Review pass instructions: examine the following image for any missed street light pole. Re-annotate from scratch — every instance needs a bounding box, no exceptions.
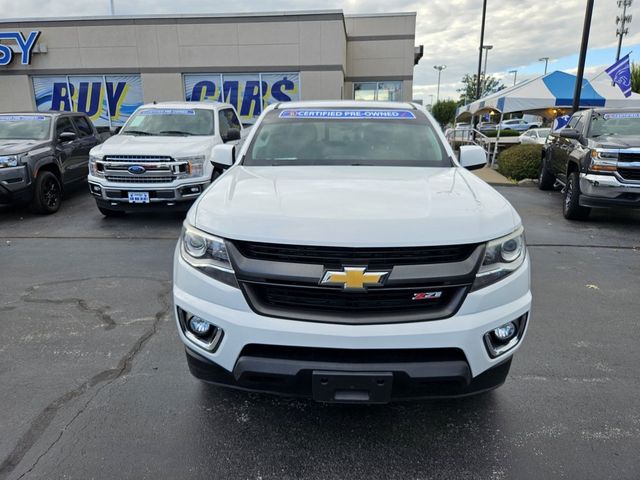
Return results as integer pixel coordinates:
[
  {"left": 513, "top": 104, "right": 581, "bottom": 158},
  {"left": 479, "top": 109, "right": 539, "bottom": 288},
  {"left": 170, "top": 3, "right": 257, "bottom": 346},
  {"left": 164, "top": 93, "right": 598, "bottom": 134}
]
[
  {"left": 482, "top": 45, "right": 493, "bottom": 77},
  {"left": 109, "top": 0, "right": 115, "bottom": 15},
  {"left": 539, "top": 57, "right": 549, "bottom": 75},
  {"left": 616, "top": 0, "right": 633, "bottom": 61},
  {"left": 434, "top": 65, "right": 446, "bottom": 103},
  {"left": 476, "top": 0, "right": 488, "bottom": 102},
  {"left": 573, "top": 0, "right": 595, "bottom": 113},
  {"left": 509, "top": 69, "right": 518, "bottom": 86}
]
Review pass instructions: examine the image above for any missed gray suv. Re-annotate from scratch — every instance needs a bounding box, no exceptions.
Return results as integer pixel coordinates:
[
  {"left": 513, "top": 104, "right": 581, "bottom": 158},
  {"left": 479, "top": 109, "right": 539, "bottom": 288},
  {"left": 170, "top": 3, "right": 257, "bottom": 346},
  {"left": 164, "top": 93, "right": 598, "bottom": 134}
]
[{"left": 0, "top": 112, "right": 101, "bottom": 214}]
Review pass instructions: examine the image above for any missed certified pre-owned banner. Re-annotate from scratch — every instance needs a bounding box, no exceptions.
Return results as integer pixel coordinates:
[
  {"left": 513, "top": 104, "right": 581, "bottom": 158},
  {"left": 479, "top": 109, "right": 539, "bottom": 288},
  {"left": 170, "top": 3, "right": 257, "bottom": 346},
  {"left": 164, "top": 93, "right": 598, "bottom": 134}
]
[
  {"left": 32, "top": 75, "right": 143, "bottom": 128},
  {"left": 184, "top": 73, "right": 300, "bottom": 123}
]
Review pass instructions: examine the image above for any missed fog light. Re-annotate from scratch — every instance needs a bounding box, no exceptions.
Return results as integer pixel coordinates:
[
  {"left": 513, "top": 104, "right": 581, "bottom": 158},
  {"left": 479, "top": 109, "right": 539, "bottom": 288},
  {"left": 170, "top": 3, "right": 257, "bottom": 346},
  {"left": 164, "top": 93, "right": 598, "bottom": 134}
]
[
  {"left": 493, "top": 322, "right": 516, "bottom": 342},
  {"left": 188, "top": 316, "right": 211, "bottom": 337}
]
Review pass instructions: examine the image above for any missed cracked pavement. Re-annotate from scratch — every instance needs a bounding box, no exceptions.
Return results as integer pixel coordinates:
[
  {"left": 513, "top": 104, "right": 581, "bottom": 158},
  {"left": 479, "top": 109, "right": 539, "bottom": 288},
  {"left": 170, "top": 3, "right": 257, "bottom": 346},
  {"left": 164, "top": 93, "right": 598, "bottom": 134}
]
[{"left": 1, "top": 185, "right": 639, "bottom": 480}]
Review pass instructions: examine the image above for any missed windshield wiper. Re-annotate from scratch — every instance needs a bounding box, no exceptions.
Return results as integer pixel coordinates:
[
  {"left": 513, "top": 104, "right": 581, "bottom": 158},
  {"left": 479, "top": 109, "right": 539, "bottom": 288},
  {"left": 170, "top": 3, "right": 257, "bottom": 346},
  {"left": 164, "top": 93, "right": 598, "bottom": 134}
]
[
  {"left": 158, "top": 130, "right": 193, "bottom": 136},
  {"left": 122, "top": 130, "right": 152, "bottom": 136}
]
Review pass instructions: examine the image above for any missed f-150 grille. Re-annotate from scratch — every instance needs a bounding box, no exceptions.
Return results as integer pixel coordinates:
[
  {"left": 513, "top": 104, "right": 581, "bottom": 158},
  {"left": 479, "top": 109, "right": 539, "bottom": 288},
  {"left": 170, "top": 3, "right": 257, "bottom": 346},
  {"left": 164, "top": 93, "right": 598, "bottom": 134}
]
[
  {"left": 105, "top": 175, "right": 175, "bottom": 183},
  {"left": 618, "top": 168, "right": 640, "bottom": 181},
  {"left": 232, "top": 241, "right": 478, "bottom": 266}
]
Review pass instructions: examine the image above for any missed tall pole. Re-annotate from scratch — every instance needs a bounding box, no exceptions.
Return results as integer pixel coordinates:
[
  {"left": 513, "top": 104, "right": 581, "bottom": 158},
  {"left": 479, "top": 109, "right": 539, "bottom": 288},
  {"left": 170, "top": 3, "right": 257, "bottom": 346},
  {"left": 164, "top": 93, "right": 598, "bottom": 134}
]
[
  {"left": 573, "top": 0, "right": 595, "bottom": 113},
  {"left": 476, "top": 0, "right": 488, "bottom": 102},
  {"left": 434, "top": 65, "right": 446, "bottom": 103},
  {"left": 539, "top": 57, "right": 549, "bottom": 74},
  {"left": 616, "top": 0, "right": 633, "bottom": 61},
  {"left": 110, "top": 0, "right": 115, "bottom": 15}
]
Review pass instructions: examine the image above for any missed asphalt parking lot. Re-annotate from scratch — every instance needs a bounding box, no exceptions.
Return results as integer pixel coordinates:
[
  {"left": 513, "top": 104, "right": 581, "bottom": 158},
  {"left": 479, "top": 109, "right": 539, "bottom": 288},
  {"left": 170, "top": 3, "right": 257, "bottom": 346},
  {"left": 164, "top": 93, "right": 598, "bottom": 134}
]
[{"left": 1, "top": 184, "right": 639, "bottom": 480}]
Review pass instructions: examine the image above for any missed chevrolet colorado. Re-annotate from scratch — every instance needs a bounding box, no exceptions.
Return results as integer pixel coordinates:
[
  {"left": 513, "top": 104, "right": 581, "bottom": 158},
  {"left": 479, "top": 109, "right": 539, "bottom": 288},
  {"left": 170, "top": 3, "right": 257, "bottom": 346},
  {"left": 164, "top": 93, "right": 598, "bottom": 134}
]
[{"left": 173, "top": 101, "right": 532, "bottom": 403}]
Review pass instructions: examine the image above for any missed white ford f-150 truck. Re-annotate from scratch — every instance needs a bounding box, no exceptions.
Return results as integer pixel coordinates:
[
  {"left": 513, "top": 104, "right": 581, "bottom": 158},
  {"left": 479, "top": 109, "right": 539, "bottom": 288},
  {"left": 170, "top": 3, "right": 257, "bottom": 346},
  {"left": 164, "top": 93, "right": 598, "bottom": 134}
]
[
  {"left": 88, "top": 101, "right": 245, "bottom": 216},
  {"left": 173, "top": 101, "right": 532, "bottom": 403}
]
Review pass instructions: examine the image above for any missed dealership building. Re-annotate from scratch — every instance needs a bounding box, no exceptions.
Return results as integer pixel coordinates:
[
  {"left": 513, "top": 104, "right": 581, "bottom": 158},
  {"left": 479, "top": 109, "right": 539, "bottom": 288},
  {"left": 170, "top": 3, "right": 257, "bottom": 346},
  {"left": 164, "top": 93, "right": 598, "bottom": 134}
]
[{"left": 0, "top": 10, "right": 422, "bottom": 128}]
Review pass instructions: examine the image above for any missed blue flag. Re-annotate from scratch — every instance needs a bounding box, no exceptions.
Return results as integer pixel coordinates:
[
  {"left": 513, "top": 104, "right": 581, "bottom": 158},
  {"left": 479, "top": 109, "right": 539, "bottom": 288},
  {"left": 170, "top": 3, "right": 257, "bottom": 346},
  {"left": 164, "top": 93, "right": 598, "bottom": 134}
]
[{"left": 605, "top": 54, "right": 632, "bottom": 98}]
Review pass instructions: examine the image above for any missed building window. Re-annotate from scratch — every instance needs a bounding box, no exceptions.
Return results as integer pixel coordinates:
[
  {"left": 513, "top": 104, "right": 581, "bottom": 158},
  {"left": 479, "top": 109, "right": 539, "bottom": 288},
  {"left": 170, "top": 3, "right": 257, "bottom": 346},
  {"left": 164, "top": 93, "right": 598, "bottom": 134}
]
[{"left": 354, "top": 81, "right": 403, "bottom": 101}]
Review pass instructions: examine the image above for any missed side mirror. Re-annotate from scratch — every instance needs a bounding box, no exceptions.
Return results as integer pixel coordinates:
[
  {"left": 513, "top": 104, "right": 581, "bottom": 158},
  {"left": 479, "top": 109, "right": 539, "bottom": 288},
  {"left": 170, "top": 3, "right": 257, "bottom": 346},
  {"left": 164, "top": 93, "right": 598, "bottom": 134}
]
[
  {"left": 558, "top": 128, "right": 581, "bottom": 140},
  {"left": 222, "top": 128, "right": 241, "bottom": 143},
  {"left": 58, "top": 131, "right": 77, "bottom": 143},
  {"left": 459, "top": 145, "right": 487, "bottom": 170},
  {"left": 211, "top": 144, "right": 236, "bottom": 167}
]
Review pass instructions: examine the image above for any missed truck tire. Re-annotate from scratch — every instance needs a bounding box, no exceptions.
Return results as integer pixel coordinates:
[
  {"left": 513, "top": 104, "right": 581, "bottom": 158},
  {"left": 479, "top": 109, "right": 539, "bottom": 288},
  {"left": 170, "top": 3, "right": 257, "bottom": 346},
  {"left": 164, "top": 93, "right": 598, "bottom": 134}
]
[
  {"left": 30, "top": 171, "right": 62, "bottom": 214},
  {"left": 563, "top": 171, "right": 590, "bottom": 220},
  {"left": 98, "top": 206, "right": 126, "bottom": 217},
  {"left": 538, "top": 156, "right": 555, "bottom": 191}
]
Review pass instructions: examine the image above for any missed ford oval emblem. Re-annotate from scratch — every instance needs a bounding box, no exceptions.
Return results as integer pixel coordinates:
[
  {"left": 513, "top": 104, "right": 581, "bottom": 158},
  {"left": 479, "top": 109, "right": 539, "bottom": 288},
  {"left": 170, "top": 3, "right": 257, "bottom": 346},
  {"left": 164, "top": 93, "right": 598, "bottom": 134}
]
[{"left": 128, "top": 165, "right": 146, "bottom": 174}]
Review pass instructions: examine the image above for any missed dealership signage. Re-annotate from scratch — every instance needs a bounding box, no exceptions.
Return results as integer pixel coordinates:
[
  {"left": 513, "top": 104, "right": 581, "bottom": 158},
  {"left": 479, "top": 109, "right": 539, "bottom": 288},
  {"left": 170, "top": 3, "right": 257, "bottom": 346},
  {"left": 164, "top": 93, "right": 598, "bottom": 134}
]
[
  {"left": 184, "top": 73, "right": 300, "bottom": 123},
  {"left": 0, "top": 31, "right": 41, "bottom": 66},
  {"left": 33, "top": 75, "right": 144, "bottom": 128}
]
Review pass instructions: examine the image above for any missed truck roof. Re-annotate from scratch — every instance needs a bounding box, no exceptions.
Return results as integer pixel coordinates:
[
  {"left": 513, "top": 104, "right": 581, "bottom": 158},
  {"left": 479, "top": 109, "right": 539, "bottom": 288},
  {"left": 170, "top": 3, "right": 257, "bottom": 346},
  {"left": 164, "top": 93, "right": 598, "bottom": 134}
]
[{"left": 136, "top": 101, "right": 233, "bottom": 111}]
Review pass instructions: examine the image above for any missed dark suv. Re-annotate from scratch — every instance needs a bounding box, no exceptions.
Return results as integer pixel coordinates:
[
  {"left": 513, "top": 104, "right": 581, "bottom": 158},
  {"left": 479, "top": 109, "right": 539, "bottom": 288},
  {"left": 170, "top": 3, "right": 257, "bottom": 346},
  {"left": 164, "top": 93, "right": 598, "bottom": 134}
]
[
  {"left": 0, "top": 112, "right": 100, "bottom": 214},
  {"left": 539, "top": 108, "right": 640, "bottom": 219}
]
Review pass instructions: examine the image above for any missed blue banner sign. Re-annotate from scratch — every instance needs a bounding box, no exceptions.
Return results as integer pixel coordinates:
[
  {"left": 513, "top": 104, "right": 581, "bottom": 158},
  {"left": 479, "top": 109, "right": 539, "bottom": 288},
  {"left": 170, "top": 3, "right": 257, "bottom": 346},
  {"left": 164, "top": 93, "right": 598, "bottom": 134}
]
[
  {"left": 279, "top": 109, "right": 416, "bottom": 119},
  {"left": 139, "top": 109, "right": 195, "bottom": 116},
  {"left": 603, "top": 112, "right": 640, "bottom": 119},
  {"left": 184, "top": 73, "right": 300, "bottom": 123},
  {"left": 33, "top": 75, "right": 143, "bottom": 128},
  {"left": 0, "top": 115, "right": 47, "bottom": 121},
  {"left": 0, "top": 31, "right": 40, "bottom": 66}
]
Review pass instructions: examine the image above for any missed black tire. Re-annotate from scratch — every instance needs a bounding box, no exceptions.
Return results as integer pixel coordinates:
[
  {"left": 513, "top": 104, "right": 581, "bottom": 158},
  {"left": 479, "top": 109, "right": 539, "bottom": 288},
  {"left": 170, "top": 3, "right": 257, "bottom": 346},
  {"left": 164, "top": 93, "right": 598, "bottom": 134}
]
[
  {"left": 98, "top": 206, "right": 126, "bottom": 217},
  {"left": 538, "top": 155, "right": 555, "bottom": 191},
  {"left": 30, "top": 171, "right": 62, "bottom": 214},
  {"left": 563, "top": 171, "right": 591, "bottom": 220}
]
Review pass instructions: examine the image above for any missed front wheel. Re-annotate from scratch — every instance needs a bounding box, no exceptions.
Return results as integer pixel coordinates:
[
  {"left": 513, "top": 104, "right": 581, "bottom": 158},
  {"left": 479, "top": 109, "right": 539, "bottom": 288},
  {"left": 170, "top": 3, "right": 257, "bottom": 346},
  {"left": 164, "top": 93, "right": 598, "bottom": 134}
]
[
  {"left": 563, "top": 171, "right": 591, "bottom": 220},
  {"left": 30, "top": 171, "right": 62, "bottom": 214}
]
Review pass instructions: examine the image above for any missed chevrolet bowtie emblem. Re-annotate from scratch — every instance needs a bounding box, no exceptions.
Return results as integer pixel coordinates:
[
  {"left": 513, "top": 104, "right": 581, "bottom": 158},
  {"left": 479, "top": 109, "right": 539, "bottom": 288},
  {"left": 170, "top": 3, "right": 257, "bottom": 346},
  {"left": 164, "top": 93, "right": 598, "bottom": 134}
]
[{"left": 320, "top": 266, "right": 389, "bottom": 291}]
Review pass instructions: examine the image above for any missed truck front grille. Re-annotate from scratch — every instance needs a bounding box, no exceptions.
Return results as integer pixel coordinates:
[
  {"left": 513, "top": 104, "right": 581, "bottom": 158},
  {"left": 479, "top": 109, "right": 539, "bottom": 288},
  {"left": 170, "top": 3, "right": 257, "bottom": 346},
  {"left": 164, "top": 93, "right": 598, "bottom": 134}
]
[
  {"left": 618, "top": 168, "right": 640, "bottom": 181},
  {"left": 105, "top": 175, "right": 175, "bottom": 183}
]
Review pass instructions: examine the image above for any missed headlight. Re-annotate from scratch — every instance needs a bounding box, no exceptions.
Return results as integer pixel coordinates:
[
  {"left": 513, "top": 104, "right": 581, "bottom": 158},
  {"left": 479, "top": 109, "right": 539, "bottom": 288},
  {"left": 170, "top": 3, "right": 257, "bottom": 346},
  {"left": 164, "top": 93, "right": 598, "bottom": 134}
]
[
  {"left": 177, "top": 155, "right": 206, "bottom": 177},
  {"left": 589, "top": 149, "right": 617, "bottom": 173},
  {"left": 180, "top": 223, "right": 237, "bottom": 287},
  {"left": 0, "top": 155, "right": 19, "bottom": 168},
  {"left": 471, "top": 226, "right": 526, "bottom": 291},
  {"left": 89, "top": 154, "right": 103, "bottom": 176}
]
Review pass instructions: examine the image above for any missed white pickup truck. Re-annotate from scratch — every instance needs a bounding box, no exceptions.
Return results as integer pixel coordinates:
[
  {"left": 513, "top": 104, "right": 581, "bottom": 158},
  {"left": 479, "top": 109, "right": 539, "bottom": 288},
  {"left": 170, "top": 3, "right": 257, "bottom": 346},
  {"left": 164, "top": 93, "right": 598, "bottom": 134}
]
[
  {"left": 173, "top": 101, "right": 532, "bottom": 403},
  {"left": 88, "top": 101, "right": 245, "bottom": 216}
]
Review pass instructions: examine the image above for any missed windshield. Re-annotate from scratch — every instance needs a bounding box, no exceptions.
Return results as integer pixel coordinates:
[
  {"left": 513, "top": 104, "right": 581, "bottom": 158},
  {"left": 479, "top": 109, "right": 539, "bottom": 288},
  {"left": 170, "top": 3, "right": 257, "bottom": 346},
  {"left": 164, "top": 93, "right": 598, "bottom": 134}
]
[
  {"left": 121, "top": 108, "right": 214, "bottom": 136},
  {"left": 590, "top": 112, "right": 640, "bottom": 137},
  {"left": 244, "top": 108, "right": 451, "bottom": 167},
  {"left": 0, "top": 115, "right": 51, "bottom": 140},
  {"left": 537, "top": 128, "right": 551, "bottom": 137}
]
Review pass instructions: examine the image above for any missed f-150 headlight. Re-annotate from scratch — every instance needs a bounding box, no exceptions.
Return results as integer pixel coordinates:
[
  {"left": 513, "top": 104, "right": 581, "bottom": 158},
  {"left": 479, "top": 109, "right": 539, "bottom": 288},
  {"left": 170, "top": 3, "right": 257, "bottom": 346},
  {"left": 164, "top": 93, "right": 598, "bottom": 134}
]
[
  {"left": 177, "top": 155, "right": 206, "bottom": 177},
  {"left": 472, "top": 226, "right": 526, "bottom": 291},
  {"left": 180, "top": 223, "right": 237, "bottom": 287},
  {"left": 0, "top": 155, "right": 19, "bottom": 168},
  {"left": 589, "top": 149, "right": 617, "bottom": 173},
  {"left": 89, "top": 154, "right": 103, "bottom": 176}
]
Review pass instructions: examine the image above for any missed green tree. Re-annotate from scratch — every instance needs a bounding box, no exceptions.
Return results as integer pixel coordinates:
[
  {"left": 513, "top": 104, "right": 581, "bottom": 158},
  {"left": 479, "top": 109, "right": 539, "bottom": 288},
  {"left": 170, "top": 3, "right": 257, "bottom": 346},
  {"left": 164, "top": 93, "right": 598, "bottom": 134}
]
[
  {"left": 457, "top": 74, "right": 506, "bottom": 103},
  {"left": 431, "top": 99, "right": 458, "bottom": 127},
  {"left": 631, "top": 62, "right": 640, "bottom": 94}
]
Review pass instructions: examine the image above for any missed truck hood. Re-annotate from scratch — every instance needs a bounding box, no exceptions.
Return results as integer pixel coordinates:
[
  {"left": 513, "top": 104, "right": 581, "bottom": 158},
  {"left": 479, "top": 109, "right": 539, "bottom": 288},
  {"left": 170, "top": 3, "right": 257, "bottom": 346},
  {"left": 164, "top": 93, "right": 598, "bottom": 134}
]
[
  {"left": 91, "top": 134, "right": 215, "bottom": 157},
  {"left": 593, "top": 135, "right": 640, "bottom": 149},
  {"left": 191, "top": 166, "right": 520, "bottom": 247},
  {"left": 0, "top": 139, "right": 49, "bottom": 155}
]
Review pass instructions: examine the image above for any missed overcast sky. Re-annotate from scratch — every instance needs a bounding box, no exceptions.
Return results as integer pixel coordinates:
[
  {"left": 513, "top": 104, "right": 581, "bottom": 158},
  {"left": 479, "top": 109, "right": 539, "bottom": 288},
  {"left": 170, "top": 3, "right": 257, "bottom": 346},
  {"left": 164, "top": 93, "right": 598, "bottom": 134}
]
[{"left": 1, "top": 0, "right": 636, "bottom": 103}]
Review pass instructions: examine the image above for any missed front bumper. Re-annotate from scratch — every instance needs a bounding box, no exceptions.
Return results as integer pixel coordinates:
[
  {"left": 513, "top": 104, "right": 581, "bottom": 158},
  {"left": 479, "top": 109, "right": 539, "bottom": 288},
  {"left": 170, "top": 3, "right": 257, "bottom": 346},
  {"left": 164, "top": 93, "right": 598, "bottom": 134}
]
[
  {"left": 88, "top": 174, "right": 209, "bottom": 209},
  {"left": 0, "top": 165, "right": 32, "bottom": 205},
  {"left": 173, "top": 244, "right": 532, "bottom": 401},
  {"left": 579, "top": 173, "right": 640, "bottom": 208}
]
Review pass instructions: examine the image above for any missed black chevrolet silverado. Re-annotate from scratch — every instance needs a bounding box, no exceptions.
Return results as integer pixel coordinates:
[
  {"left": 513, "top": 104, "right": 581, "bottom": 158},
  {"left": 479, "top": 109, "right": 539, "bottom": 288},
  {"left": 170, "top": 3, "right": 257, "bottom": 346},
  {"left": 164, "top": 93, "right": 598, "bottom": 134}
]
[
  {"left": 539, "top": 108, "right": 640, "bottom": 219},
  {"left": 0, "top": 112, "right": 100, "bottom": 214}
]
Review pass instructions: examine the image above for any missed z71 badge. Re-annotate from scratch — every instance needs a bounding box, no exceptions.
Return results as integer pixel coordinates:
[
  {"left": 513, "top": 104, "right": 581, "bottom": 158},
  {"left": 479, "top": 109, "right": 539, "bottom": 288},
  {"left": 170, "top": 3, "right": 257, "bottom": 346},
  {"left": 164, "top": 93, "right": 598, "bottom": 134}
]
[{"left": 412, "top": 291, "right": 443, "bottom": 301}]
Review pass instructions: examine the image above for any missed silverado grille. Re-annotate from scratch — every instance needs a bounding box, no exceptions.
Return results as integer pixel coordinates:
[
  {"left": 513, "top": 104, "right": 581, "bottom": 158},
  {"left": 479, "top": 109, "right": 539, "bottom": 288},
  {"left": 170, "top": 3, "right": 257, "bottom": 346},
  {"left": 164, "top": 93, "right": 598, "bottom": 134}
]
[
  {"left": 618, "top": 168, "right": 640, "bottom": 181},
  {"left": 233, "top": 241, "right": 477, "bottom": 266}
]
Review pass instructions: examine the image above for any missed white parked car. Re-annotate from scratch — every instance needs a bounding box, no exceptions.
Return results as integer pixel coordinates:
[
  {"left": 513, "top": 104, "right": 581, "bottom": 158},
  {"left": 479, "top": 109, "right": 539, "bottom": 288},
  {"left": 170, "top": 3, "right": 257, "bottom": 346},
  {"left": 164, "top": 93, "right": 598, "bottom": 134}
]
[
  {"left": 88, "top": 101, "right": 247, "bottom": 216},
  {"left": 519, "top": 128, "right": 551, "bottom": 145},
  {"left": 173, "top": 101, "right": 531, "bottom": 403},
  {"left": 499, "top": 118, "right": 541, "bottom": 132}
]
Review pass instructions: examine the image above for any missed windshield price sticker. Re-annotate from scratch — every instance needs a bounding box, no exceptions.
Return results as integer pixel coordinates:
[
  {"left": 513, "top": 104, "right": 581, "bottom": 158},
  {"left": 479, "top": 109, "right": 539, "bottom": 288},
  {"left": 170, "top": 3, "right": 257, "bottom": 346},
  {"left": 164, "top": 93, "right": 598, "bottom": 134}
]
[
  {"left": 0, "top": 115, "right": 47, "bottom": 121},
  {"left": 279, "top": 109, "right": 416, "bottom": 119},
  {"left": 139, "top": 109, "right": 196, "bottom": 116},
  {"left": 603, "top": 113, "right": 640, "bottom": 119}
]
